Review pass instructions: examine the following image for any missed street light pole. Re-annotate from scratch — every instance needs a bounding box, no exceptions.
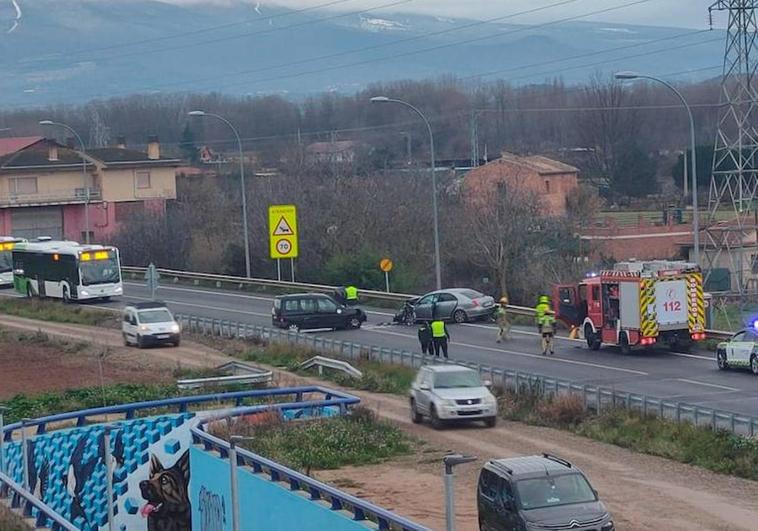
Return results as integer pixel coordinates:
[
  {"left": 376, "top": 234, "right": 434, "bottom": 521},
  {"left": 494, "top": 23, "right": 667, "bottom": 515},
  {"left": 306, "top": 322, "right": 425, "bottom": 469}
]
[
  {"left": 442, "top": 454, "right": 477, "bottom": 531},
  {"left": 189, "top": 111, "right": 252, "bottom": 278},
  {"left": 0, "top": 405, "right": 7, "bottom": 476},
  {"left": 228, "top": 434, "right": 254, "bottom": 531},
  {"left": 39, "top": 120, "right": 90, "bottom": 244},
  {"left": 615, "top": 72, "right": 700, "bottom": 265},
  {"left": 371, "top": 96, "right": 442, "bottom": 290}
]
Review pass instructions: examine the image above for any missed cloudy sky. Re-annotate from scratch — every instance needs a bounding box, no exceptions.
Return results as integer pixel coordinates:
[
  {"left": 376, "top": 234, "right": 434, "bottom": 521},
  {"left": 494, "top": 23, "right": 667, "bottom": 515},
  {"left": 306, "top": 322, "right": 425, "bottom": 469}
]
[{"left": 162, "top": 0, "right": 720, "bottom": 29}]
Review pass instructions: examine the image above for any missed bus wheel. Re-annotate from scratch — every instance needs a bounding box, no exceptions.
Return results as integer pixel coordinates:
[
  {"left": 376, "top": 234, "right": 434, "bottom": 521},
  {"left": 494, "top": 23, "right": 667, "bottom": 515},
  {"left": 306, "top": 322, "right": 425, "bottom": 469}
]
[
  {"left": 26, "top": 284, "right": 34, "bottom": 298},
  {"left": 62, "top": 287, "right": 71, "bottom": 304}
]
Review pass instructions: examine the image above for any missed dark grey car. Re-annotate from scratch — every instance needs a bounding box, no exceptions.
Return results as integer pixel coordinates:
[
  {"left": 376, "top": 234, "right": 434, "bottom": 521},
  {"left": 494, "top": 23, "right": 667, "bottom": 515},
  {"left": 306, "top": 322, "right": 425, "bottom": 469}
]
[
  {"left": 477, "top": 455, "right": 614, "bottom": 531},
  {"left": 412, "top": 288, "right": 495, "bottom": 323}
]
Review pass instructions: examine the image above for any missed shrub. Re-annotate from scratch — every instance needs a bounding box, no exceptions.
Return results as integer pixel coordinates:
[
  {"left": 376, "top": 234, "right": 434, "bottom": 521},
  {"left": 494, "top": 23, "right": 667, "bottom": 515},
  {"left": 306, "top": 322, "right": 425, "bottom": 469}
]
[{"left": 533, "top": 394, "right": 587, "bottom": 428}]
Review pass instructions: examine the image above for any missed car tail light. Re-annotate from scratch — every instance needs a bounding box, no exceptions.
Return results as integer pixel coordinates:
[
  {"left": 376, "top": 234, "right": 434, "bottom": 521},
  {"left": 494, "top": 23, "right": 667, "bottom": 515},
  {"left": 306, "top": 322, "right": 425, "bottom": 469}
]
[
  {"left": 471, "top": 300, "right": 480, "bottom": 307},
  {"left": 691, "top": 332, "right": 706, "bottom": 341},
  {"left": 640, "top": 337, "right": 656, "bottom": 346}
]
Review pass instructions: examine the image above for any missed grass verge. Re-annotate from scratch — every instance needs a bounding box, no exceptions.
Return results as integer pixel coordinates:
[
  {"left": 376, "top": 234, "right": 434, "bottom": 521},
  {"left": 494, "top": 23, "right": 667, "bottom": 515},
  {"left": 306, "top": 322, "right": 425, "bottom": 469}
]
[
  {"left": 498, "top": 388, "right": 758, "bottom": 481},
  {"left": 0, "top": 297, "right": 116, "bottom": 327},
  {"left": 218, "top": 407, "right": 412, "bottom": 473},
  {"left": 236, "top": 341, "right": 416, "bottom": 395}
]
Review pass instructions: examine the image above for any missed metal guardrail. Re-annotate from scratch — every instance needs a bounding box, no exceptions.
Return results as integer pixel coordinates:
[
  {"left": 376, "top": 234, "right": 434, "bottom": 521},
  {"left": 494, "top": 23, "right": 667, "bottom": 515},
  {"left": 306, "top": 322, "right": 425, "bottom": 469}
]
[
  {"left": 176, "top": 371, "right": 273, "bottom": 390},
  {"left": 175, "top": 313, "right": 758, "bottom": 438},
  {"left": 0, "top": 471, "right": 78, "bottom": 530},
  {"left": 300, "top": 356, "right": 363, "bottom": 379},
  {"left": 191, "top": 419, "right": 429, "bottom": 531}
]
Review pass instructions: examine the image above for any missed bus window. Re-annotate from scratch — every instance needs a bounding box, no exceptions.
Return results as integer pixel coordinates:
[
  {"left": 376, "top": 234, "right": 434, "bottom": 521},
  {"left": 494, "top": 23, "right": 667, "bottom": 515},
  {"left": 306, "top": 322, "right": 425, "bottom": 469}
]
[{"left": 80, "top": 254, "right": 121, "bottom": 286}]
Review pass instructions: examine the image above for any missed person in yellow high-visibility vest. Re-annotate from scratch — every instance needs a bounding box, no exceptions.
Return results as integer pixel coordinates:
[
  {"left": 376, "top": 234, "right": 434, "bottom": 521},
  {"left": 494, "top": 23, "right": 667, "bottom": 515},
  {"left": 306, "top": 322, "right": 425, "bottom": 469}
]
[
  {"left": 431, "top": 319, "right": 450, "bottom": 358},
  {"left": 344, "top": 285, "right": 359, "bottom": 306}
]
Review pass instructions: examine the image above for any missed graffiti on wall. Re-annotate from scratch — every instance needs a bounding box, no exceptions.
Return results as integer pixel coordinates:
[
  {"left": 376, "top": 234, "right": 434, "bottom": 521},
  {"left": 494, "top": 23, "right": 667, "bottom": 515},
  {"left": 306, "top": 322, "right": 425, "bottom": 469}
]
[{"left": 2, "top": 413, "right": 195, "bottom": 531}]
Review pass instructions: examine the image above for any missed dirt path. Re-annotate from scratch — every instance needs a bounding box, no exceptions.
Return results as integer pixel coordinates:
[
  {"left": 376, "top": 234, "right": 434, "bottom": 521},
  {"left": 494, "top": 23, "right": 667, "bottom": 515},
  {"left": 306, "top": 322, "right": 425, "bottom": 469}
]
[{"left": 3, "top": 314, "right": 758, "bottom": 531}]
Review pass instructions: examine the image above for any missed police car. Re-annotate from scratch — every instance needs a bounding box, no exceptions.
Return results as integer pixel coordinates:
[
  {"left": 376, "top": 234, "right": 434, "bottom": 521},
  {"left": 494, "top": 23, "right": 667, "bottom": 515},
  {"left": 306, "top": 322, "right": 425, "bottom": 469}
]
[{"left": 716, "top": 327, "right": 758, "bottom": 374}]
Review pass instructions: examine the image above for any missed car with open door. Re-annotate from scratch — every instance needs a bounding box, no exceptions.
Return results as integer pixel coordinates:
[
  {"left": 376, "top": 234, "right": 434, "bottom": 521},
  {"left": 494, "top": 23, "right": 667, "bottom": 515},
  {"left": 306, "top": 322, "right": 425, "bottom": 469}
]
[
  {"left": 272, "top": 293, "right": 366, "bottom": 331},
  {"left": 408, "top": 288, "right": 495, "bottom": 324},
  {"left": 716, "top": 328, "right": 758, "bottom": 374}
]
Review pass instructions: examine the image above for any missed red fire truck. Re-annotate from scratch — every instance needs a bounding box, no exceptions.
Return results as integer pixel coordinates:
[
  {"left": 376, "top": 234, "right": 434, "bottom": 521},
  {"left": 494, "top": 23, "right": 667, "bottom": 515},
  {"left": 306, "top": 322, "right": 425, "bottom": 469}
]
[{"left": 553, "top": 260, "right": 706, "bottom": 354}]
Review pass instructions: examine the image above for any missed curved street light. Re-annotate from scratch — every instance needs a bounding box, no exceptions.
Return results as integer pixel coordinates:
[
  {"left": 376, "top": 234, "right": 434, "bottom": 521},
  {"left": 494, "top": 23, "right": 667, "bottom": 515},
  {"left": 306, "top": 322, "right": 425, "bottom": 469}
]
[
  {"left": 188, "top": 111, "right": 252, "bottom": 278},
  {"left": 370, "top": 96, "right": 442, "bottom": 289},
  {"left": 39, "top": 120, "right": 91, "bottom": 243},
  {"left": 614, "top": 71, "right": 700, "bottom": 266}
]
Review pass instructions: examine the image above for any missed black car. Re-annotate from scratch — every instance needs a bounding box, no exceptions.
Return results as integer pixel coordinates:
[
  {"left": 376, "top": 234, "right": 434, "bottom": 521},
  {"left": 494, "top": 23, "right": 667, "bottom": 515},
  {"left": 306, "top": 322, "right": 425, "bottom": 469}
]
[
  {"left": 272, "top": 293, "right": 367, "bottom": 331},
  {"left": 478, "top": 454, "right": 614, "bottom": 531}
]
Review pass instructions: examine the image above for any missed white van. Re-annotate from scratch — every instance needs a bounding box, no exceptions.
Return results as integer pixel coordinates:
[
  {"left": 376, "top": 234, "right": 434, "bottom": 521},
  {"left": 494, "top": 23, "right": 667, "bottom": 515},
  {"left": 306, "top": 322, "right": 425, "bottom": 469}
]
[{"left": 122, "top": 302, "right": 181, "bottom": 348}]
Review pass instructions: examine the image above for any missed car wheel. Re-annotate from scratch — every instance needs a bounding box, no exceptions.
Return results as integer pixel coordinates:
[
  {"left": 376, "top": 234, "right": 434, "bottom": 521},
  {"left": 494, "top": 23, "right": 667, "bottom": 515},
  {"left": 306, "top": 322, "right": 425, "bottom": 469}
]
[
  {"left": 484, "top": 416, "right": 497, "bottom": 428},
  {"left": 585, "top": 324, "right": 600, "bottom": 351},
  {"left": 410, "top": 399, "right": 423, "bottom": 424},
  {"left": 717, "top": 350, "right": 728, "bottom": 370},
  {"left": 619, "top": 333, "right": 631, "bottom": 355},
  {"left": 173, "top": 338, "right": 181, "bottom": 348},
  {"left": 348, "top": 317, "right": 362, "bottom": 329},
  {"left": 429, "top": 404, "right": 443, "bottom": 430},
  {"left": 751, "top": 355, "right": 758, "bottom": 376},
  {"left": 453, "top": 309, "right": 467, "bottom": 324}
]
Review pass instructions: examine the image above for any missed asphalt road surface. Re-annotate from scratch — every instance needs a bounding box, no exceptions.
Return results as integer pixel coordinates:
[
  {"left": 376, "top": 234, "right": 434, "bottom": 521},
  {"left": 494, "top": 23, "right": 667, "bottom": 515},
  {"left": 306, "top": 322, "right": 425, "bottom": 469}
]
[{"left": 5, "top": 281, "right": 758, "bottom": 418}]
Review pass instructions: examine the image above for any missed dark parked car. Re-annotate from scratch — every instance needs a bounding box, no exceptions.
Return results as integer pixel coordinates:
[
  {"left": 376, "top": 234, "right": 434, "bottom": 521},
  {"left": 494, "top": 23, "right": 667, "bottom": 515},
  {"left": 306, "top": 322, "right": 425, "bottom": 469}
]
[
  {"left": 478, "top": 454, "right": 614, "bottom": 531},
  {"left": 272, "top": 293, "right": 367, "bottom": 331}
]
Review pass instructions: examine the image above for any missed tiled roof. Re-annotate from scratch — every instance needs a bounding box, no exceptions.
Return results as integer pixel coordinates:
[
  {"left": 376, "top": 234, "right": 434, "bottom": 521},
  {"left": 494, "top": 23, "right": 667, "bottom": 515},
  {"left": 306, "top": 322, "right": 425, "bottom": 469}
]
[
  {"left": 0, "top": 136, "right": 45, "bottom": 157},
  {"left": 499, "top": 153, "right": 579, "bottom": 175},
  {"left": 0, "top": 145, "right": 90, "bottom": 169},
  {"left": 87, "top": 147, "right": 180, "bottom": 164}
]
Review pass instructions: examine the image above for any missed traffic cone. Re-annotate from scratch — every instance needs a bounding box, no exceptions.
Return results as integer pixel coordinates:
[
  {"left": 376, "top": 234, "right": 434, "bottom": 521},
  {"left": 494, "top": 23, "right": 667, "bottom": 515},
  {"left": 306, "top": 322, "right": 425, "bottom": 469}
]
[{"left": 569, "top": 326, "right": 579, "bottom": 340}]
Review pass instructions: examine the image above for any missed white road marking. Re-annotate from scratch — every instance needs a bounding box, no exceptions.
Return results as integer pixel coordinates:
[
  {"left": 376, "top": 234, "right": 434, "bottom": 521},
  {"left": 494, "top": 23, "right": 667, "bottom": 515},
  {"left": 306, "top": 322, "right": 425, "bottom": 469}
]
[
  {"left": 124, "top": 294, "right": 271, "bottom": 318},
  {"left": 124, "top": 281, "right": 276, "bottom": 304},
  {"left": 675, "top": 378, "right": 740, "bottom": 392},
  {"left": 363, "top": 327, "right": 649, "bottom": 375}
]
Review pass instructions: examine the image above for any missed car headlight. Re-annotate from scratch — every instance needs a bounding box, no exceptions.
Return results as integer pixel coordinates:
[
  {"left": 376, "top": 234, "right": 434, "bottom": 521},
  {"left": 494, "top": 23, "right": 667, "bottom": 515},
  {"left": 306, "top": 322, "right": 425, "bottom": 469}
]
[
  {"left": 440, "top": 399, "right": 457, "bottom": 407},
  {"left": 483, "top": 394, "right": 497, "bottom": 404},
  {"left": 139, "top": 325, "right": 150, "bottom": 332},
  {"left": 170, "top": 323, "right": 180, "bottom": 333},
  {"left": 601, "top": 521, "right": 615, "bottom": 531},
  {"left": 114, "top": 286, "right": 123, "bottom": 294}
]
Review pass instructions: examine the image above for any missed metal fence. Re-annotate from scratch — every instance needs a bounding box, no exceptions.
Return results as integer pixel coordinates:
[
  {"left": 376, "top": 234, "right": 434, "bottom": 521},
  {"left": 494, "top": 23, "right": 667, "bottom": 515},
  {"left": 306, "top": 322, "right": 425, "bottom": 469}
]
[{"left": 176, "top": 313, "right": 758, "bottom": 438}]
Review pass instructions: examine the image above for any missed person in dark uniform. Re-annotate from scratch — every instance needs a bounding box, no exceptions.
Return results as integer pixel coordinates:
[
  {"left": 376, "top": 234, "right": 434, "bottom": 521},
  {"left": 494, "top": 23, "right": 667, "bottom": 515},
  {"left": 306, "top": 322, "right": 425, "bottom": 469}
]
[{"left": 418, "top": 321, "right": 432, "bottom": 355}]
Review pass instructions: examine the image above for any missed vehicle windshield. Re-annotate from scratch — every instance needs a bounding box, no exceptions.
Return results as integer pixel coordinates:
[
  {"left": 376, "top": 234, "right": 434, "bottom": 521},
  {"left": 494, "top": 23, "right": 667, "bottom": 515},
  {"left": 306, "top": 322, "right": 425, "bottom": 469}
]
[
  {"left": 516, "top": 473, "right": 597, "bottom": 511},
  {"left": 138, "top": 309, "right": 173, "bottom": 324},
  {"left": 80, "top": 257, "right": 121, "bottom": 286},
  {"left": 0, "top": 251, "right": 11, "bottom": 273},
  {"left": 434, "top": 370, "right": 482, "bottom": 389}
]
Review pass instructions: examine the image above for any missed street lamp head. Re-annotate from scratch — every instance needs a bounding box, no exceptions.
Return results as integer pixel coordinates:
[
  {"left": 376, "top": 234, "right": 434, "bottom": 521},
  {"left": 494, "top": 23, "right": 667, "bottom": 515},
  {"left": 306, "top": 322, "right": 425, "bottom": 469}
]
[
  {"left": 38, "top": 120, "right": 55, "bottom": 126},
  {"left": 187, "top": 110, "right": 206, "bottom": 117},
  {"left": 370, "top": 96, "right": 390, "bottom": 103},
  {"left": 614, "top": 71, "right": 641, "bottom": 80}
]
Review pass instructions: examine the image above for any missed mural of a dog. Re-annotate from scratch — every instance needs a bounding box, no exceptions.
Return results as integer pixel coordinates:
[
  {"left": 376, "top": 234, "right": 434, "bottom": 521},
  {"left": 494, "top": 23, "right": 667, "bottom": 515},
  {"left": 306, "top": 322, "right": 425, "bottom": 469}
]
[{"left": 140, "top": 450, "right": 191, "bottom": 531}]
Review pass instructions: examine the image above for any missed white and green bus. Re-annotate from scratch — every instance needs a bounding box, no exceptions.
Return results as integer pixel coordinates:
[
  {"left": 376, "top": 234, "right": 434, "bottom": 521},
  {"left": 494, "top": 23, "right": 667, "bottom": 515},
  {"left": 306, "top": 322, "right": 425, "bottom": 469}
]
[
  {"left": 12, "top": 239, "right": 123, "bottom": 302},
  {"left": 0, "top": 237, "right": 26, "bottom": 287}
]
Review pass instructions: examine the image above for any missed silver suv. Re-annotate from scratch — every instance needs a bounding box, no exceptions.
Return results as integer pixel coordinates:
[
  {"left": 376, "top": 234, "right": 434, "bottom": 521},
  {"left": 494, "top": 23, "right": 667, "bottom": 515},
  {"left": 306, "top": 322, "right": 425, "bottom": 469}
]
[{"left": 409, "top": 365, "right": 498, "bottom": 428}]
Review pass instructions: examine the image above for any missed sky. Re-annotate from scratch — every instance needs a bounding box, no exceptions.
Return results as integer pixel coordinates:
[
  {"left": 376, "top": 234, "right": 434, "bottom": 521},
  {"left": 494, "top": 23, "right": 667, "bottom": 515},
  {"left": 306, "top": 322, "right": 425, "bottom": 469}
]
[{"left": 161, "top": 0, "right": 721, "bottom": 29}]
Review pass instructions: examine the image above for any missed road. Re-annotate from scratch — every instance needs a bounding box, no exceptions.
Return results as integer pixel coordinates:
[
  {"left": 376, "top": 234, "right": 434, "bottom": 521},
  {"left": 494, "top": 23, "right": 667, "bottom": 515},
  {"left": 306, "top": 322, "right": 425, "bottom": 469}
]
[{"left": 5, "top": 280, "right": 758, "bottom": 417}]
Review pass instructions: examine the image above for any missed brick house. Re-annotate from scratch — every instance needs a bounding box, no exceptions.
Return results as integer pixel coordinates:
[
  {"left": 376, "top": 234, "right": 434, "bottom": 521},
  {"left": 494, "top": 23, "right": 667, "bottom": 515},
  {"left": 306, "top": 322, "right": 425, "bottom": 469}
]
[
  {"left": 463, "top": 152, "right": 579, "bottom": 216},
  {"left": 0, "top": 136, "right": 180, "bottom": 241}
]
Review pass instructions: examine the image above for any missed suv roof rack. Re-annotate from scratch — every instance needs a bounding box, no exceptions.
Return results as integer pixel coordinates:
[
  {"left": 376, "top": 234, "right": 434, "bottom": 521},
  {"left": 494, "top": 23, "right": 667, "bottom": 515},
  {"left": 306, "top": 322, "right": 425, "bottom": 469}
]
[
  {"left": 490, "top": 460, "right": 513, "bottom": 476},
  {"left": 542, "top": 453, "right": 572, "bottom": 468}
]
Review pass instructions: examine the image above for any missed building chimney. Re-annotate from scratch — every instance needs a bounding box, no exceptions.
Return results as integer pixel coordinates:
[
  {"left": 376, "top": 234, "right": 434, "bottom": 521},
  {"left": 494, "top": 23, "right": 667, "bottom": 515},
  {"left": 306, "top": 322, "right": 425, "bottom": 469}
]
[
  {"left": 147, "top": 135, "right": 160, "bottom": 160},
  {"left": 65, "top": 137, "right": 76, "bottom": 149},
  {"left": 48, "top": 143, "right": 59, "bottom": 162},
  {"left": 116, "top": 135, "right": 126, "bottom": 149}
]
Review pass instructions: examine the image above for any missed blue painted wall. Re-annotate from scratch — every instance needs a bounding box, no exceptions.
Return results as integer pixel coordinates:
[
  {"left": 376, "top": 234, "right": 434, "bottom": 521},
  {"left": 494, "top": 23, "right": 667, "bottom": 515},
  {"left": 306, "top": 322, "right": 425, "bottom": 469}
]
[{"left": 190, "top": 448, "right": 370, "bottom": 531}]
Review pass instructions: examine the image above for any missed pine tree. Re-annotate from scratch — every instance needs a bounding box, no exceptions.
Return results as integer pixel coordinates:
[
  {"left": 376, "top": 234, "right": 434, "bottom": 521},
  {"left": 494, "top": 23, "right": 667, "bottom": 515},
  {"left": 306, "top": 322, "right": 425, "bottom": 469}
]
[{"left": 179, "top": 123, "right": 198, "bottom": 163}]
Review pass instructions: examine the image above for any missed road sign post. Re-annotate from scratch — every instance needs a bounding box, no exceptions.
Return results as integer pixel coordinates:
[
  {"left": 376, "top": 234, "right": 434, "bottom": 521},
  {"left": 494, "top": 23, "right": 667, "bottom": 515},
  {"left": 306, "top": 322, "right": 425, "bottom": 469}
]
[
  {"left": 380, "top": 258, "right": 393, "bottom": 293},
  {"left": 145, "top": 263, "right": 160, "bottom": 300},
  {"left": 269, "top": 206, "right": 299, "bottom": 271}
]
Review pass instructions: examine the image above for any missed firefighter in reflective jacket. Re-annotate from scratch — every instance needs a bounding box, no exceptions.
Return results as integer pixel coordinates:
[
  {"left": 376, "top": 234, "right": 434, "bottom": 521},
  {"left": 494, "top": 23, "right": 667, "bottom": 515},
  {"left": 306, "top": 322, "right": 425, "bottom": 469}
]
[
  {"left": 344, "top": 285, "right": 359, "bottom": 306},
  {"left": 535, "top": 295, "right": 551, "bottom": 332},
  {"left": 539, "top": 310, "right": 556, "bottom": 356},
  {"left": 431, "top": 319, "right": 450, "bottom": 358}
]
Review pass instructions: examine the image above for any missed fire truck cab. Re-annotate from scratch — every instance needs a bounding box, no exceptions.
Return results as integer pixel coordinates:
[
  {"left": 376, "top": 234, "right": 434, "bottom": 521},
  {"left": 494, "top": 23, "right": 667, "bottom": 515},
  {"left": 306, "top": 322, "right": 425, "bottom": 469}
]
[{"left": 554, "top": 260, "right": 706, "bottom": 354}]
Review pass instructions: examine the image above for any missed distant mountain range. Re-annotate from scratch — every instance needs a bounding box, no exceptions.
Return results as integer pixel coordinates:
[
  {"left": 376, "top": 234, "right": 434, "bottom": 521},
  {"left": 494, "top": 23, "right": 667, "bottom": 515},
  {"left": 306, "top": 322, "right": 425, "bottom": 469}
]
[{"left": 0, "top": 0, "right": 725, "bottom": 107}]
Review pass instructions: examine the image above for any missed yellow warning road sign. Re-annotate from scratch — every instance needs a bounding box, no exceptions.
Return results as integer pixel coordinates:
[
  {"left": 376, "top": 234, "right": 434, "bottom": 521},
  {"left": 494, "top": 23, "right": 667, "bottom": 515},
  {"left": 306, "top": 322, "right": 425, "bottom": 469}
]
[
  {"left": 269, "top": 205, "right": 298, "bottom": 259},
  {"left": 379, "top": 258, "right": 393, "bottom": 273}
]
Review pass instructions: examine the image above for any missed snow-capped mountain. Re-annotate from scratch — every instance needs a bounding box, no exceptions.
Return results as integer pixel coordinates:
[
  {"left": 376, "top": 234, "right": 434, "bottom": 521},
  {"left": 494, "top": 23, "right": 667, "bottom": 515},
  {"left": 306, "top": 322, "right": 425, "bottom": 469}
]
[{"left": 0, "top": 0, "right": 723, "bottom": 106}]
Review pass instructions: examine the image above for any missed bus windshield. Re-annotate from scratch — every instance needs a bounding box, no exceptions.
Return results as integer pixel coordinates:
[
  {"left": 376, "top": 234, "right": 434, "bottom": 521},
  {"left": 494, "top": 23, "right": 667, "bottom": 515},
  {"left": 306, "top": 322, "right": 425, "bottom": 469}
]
[
  {"left": 0, "top": 251, "right": 11, "bottom": 273},
  {"left": 80, "top": 256, "right": 121, "bottom": 286}
]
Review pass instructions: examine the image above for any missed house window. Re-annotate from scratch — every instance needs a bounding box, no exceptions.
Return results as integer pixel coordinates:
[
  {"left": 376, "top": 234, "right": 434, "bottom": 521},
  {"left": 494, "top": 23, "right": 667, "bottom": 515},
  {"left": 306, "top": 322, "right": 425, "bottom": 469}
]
[
  {"left": 136, "top": 170, "right": 151, "bottom": 189},
  {"left": 545, "top": 180, "right": 551, "bottom": 193},
  {"left": 10, "top": 177, "right": 38, "bottom": 195}
]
